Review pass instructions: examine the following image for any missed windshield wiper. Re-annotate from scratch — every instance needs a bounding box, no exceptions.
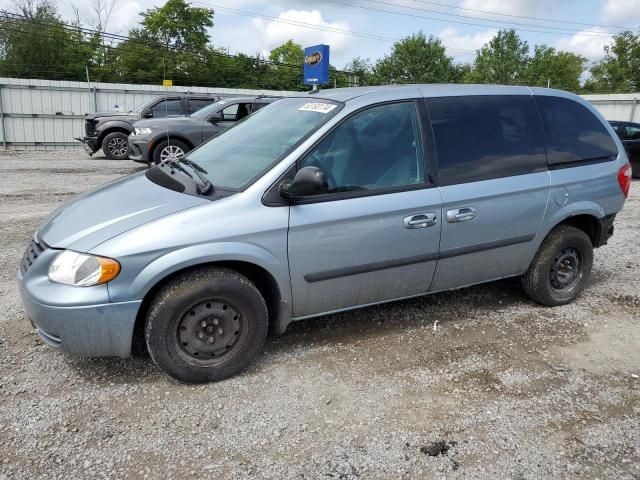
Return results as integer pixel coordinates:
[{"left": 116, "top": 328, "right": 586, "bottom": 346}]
[
  {"left": 161, "top": 158, "right": 213, "bottom": 195},
  {"left": 178, "top": 158, "right": 213, "bottom": 195}
]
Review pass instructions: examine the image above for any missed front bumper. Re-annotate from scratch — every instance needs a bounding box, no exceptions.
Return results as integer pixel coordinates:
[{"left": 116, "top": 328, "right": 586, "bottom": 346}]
[
  {"left": 76, "top": 136, "right": 100, "bottom": 155},
  {"left": 17, "top": 248, "right": 141, "bottom": 358},
  {"left": 128, "top": 138, "right": 151, "bottom": 164}
]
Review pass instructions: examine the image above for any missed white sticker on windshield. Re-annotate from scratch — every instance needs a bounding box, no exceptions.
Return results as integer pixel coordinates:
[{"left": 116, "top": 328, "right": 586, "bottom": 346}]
[{"left": 299, "top": 102, "right": 337, "bottom": 113}]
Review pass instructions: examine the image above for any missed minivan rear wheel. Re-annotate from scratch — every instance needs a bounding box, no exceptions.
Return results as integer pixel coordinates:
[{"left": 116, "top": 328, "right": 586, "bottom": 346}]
[
  {"left": 521, "top": 225, "right": 593, "bottom": 306},
  {"left": 145, "top": 267, "right": 268, "bottom": 383}
]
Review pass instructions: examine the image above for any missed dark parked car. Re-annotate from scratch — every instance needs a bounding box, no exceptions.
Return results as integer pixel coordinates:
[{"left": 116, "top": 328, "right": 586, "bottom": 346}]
[
  {"left": 128, "top": 96, "right": 278, "bottom": 164},
  {"left": 610, "top": 120, "right": 640, "bottom": 177},
  {"left": 78, "top": 93, "right": 220, "bottom": 160}
]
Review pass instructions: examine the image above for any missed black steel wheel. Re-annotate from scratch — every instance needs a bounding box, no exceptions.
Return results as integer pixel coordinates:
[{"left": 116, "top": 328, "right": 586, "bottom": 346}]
[
  {"left": 145, "top": 267, "right": 268, "bottom": 383},
  {"left": 522, "top": 225, "right": 593, "bottom": 306},
  {"left": 176, "top": 299, "right": 246, "bottom": 365},
  {"left": 549, "top": 247, "right": 582, "bottom": 292}
]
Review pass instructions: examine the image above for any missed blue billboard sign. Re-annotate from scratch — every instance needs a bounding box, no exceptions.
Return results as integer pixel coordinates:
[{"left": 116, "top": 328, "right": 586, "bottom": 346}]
[{"left": 303, "top": 44, "right": 330, "bottom": 86}]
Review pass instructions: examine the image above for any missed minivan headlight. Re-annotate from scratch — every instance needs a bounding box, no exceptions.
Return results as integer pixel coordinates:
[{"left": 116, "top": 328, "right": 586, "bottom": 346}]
[
  {"left": 134, "top": 127, "right": 152, "bottom": 136},
  {"left": 48, "top": 251, "right": 120, "bottom": 286}
]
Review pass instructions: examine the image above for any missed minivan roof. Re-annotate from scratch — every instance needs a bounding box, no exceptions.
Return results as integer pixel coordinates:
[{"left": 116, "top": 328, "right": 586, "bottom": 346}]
[{"left": 293, "top": 84, "right": 572, "bottom": 102}]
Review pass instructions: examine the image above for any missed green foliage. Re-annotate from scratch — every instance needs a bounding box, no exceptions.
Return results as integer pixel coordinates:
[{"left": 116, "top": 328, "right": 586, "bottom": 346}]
[
  {"left": 526, "top": 45, "right": 585, "bottom": 91},
  {"left": 343, "top": 57, "right": 376, "bottom": 86},
  {"left": 0, "top": 1, "right": 91, "bottom": 81},
  {"left": 140, "top": 0, "right": 213, "bottom": 51},
  {"left": 585, "top": 31, "right": 640, "bottom": 93},
  {"left": 465, "top": 29, "right": 529, "bottom": 85},
  {"left": 268, "top": 40, "right": 304, "bottom": 90},
  {"left": 373, "top": 32, "right": 457, "bottom": 84},
  {"left": 0, "top": 5, "right": 611, "bottom": 93},
  {"left": 269, "top": 39, "right": 303, "bottom": 64}
]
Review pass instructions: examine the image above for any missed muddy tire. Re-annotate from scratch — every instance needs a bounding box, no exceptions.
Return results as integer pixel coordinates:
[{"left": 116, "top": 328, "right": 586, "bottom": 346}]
[
  {"left": 145, "top": 267, "right": 268, "bottom": 383},
  {"left": 522, "top": 225, "right": 593, "bottom": 306},
  {"left": 101, "top": 132, "right": 129, "bottom": 160}
]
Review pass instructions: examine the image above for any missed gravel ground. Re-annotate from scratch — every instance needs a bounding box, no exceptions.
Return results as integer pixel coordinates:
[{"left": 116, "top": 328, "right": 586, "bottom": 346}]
[{"left": 0, "top": 150, "right": 639, "bottom": 480}]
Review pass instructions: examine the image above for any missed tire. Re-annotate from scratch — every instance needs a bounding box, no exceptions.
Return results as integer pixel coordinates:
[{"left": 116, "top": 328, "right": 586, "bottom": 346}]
[
  {"left": 152, "top": 139, "right": 190, "bottom": 165},
  {"left": 145, "top": 267, "right": 268, "bottom": 383},
  {"left": 521, "top": 225, "right": 593, "bottom": 306},
  {"left": 101, "top": 132, "right": 130, "bottom": 160}
]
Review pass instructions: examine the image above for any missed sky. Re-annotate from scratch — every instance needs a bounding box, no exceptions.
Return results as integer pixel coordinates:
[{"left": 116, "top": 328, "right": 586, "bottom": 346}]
[{"left": 3, "top": 0, "right": 640, "bottom": 69}]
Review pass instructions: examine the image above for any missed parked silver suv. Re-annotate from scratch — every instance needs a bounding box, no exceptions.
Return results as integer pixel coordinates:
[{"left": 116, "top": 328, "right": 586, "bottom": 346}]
[{"left": 18, "top": 85, "right": 631, "bottom": 383}]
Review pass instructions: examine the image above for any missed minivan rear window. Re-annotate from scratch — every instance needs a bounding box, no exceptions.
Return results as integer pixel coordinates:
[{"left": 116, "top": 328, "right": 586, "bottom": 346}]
[
  {"left": 427, "top": 95, "right": 547, "bottom": 186},
  {"left": 535, "top": 95, "right": 618, "bottom": 166}
]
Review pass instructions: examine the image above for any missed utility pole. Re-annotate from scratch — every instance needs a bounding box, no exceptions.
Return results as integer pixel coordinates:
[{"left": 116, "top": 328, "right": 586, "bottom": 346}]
[{"left": 85, "top": 65, "right": 95, "bottom": 114}]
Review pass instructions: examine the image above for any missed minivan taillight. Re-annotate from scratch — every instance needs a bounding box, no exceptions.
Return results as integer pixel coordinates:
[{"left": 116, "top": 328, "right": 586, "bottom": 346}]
[{"left": 618, "top": 163, "right": 632, "bottom": 197}]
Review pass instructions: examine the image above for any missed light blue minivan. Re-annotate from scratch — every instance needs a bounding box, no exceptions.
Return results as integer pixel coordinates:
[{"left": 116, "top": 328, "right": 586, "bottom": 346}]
[{"left": 18, "top": 85, "right": 631, "bottom": 383}]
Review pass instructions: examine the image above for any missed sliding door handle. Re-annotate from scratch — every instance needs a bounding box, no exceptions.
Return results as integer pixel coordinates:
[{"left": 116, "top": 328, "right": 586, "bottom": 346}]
[
  {"left": 404, "top": 213, "right": 437, "bottom": 229},
  {"left": 446, "top": 207, "right": 477, "bottom": 223}
]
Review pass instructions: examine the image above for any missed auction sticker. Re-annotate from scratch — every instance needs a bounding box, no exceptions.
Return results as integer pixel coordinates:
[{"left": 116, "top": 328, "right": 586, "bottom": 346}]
[{"left": 299, "top": 103, "right": 337, "bottom": 113}]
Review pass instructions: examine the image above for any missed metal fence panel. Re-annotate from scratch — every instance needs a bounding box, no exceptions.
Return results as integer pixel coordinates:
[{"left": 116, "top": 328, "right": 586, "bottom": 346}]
[
  {"left": 1, "top": 78, "right": 639, "bottom": 151},
  {"left": 581, "top": 94, "right": 640, "bottom": 123},
  {"left": 0, "top": 77, "right": 297, "bottom": 150}
]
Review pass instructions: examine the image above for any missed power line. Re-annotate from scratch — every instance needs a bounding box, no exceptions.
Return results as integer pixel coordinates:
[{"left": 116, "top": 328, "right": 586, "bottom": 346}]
[
  {"left": 411, "top": 0, "right": 630, "bottom": 30},
  {"left": 192, "top": 1, "right": 477, "bottom": 54},
  {"left": 317, "top": 0, "right": 618, "bottom": 38},
  {"left": 350, "top": 0, "right": 619, "bottom": 35}
]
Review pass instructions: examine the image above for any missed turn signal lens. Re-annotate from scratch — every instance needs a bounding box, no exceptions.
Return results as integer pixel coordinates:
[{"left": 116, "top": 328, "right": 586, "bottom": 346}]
[{"left": 49, "top": 251, "right": 121, "bottom": 286}]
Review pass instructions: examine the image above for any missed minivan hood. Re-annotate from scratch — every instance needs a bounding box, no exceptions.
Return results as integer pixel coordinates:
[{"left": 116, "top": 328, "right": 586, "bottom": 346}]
[{"left": 38, "top": 172, "right": 208, "bottom": 252}]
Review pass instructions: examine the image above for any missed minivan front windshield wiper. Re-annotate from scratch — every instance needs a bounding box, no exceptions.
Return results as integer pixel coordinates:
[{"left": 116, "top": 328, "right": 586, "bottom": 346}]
[
  {"left": 161, "top": 158, "right": 214, "bottom": 195},
  {"left": 179, "top": 158, "right": 213, "bottom": 195}
]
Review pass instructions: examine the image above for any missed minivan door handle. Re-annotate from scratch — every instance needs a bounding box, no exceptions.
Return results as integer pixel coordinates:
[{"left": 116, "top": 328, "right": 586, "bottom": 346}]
[
  {"left": 404, "top": 213, "right": 437, "bottom": 229},
  {"left": 446, "top": 207, "right": 477, "bottom": 223}
]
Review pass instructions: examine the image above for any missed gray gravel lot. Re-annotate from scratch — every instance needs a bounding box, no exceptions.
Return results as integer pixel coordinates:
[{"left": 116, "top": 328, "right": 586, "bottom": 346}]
[{"left": 0, "top": 150, "right": 639, "bottom": 479}]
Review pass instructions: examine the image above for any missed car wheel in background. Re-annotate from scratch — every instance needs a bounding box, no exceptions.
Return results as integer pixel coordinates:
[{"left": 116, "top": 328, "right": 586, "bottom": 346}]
[
  {"left": 102, "top": 132, "right": 130, "bottom": 160},
  {"left": 153, "top": 139, "right": 190, "bottom": 165},
  {"left": 521, "top": 225, "right": 593, "bottom": 306},
  {"left": 145, "top": 267, "right": 269, "bottom": 383}
]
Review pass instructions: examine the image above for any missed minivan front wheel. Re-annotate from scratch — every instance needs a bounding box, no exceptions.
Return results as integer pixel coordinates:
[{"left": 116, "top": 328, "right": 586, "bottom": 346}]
[
  {"left": 522, "top": 225, "right": 593, "bottom": 306},
  {"left": 145, "top": 267, "right": 268, "bottom": 383}
]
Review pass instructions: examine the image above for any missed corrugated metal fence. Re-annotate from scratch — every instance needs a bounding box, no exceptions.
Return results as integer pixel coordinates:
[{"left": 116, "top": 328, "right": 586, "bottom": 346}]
[
  {"left": 581, "top": 94, "right": 640, "bottom": 123},
  {"left": 0, "top": 77, "right": 296, "bottom": 150},
  {"left": 0, "top": 78, "right": 637, "bottom": 151}
]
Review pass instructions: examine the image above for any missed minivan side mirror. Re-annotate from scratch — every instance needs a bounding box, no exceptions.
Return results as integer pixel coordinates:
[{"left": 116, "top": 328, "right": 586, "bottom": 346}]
[
  {"left": 143, "top": 110, "right": 153, "bottom": 118},
  {"left": 279, "top": 166, "right": 328, "bottom": 200}
]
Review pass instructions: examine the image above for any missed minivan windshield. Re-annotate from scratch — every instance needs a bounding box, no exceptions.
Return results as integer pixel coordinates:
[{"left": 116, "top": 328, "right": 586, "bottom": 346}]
[{"left": 186, "top": 97, "right": 342, "bottom": 190}]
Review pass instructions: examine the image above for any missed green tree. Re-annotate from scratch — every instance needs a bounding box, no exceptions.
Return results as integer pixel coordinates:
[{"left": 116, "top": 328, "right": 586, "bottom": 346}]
[
  {"left": 140, "top": 0, "right": 213, "bottom": 51},
  {"left": 268, "top": 40, "right": 304, "bottom": 90},
  {"left": 526, "top": 45, "right": 585, "bottom": 91},
  {"left": 373, "top": 32, "right": 456, "bottom": 84},
  {"left": 0, "top": 0, "right": 92, "bottom": 80},
  {"left": 585, "top": 31, "right": 640, "bottom": 93},
  {"left": 113, "top": 0, "right": 214, "bottom": 84},
  {"left": 343, "top": 57, "right": 377, "bottom": 86},
  {"left": 466, "top": 29, "right": 529, "bottom": 85},
  {"left": 268, "top": 39, "right": 303, "bottom": 64}
]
